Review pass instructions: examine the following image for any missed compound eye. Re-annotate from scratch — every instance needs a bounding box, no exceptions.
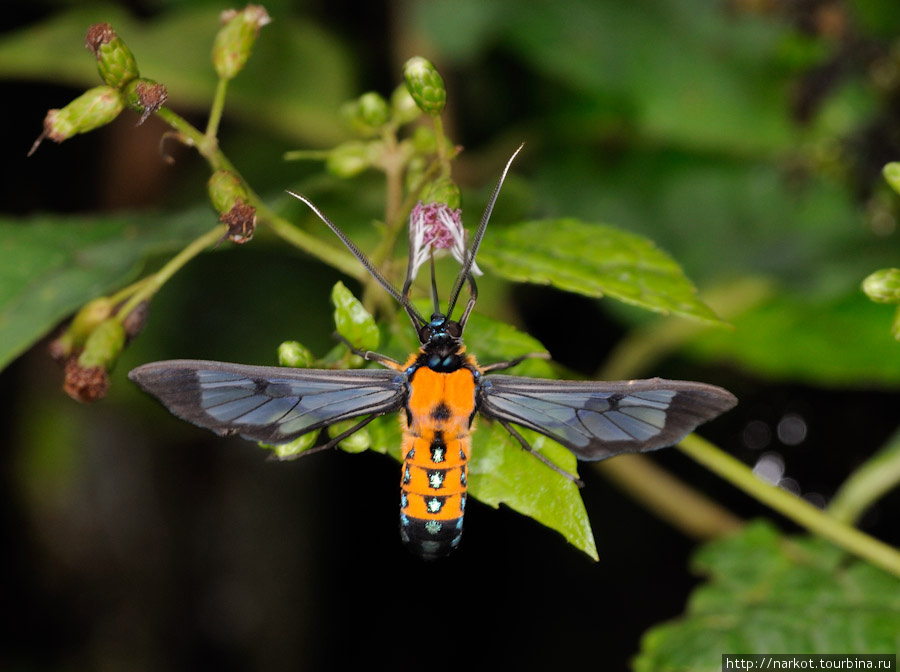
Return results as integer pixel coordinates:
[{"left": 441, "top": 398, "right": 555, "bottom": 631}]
[
  {"left": 419, "top": 326, "right": 433, "bottom": 342},
  {"left": 446, "top": 322, "right": 462, "bottom": 338}
]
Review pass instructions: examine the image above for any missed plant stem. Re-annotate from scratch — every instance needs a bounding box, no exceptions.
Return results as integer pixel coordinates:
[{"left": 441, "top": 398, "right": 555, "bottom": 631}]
[
  {"left": 153, "top": 105, "right": 363, "bottom": 278},
  {"left": 205, "top": 77, "right": 229, "bottom": 140},
  {"left": 679, "top": 433, "right": 900, "bottom": 577},
  {"left": 828, "top": 426, "right": 900, "bottom": 525},
  {"left": 594, "top": 454, "right": 743, "bottom": 539},
  {"left": 116, "top": 226, "right": 225, "bottom": 320}
]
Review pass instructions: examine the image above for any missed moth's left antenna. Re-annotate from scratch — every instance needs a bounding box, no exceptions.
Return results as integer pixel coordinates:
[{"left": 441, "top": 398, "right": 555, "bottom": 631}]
[{"left": 286, "top": 191, "right": 427, "bottom": 328}]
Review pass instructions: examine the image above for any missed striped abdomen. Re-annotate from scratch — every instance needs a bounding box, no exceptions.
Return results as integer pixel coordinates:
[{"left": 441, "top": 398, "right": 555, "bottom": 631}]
[{"left": 399, "top": 363, "right": 477, "bottom": 560}]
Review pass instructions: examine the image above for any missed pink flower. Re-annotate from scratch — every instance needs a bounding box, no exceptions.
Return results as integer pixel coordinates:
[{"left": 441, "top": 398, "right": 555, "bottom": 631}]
[{"left": 408, "top": 201, "right": 482, "bottom": 280}]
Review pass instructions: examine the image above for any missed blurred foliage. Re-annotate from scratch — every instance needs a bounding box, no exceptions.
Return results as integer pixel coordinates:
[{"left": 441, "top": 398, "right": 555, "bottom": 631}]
[{"left": 635, "top": 521, "right": 900, "bottom": 669}]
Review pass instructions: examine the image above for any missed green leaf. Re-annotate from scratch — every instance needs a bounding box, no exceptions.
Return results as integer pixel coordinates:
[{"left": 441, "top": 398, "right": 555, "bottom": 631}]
[
  {"left": 0, "top": 5, "right": 353, "bottom": 145},
  {"left": 0, "top": 209, "right": 214, "bottom": 372},
  {"left": 634, "top": 521, "right": 900, "bottom": 670},
  {"left": 688, "top": 288, "right": 900, "bottom": 386},
  {"left": 331, "top": 281, "right": 380, "bottom": 351},
  {"left": 469, "top": 422, "right": 597, "bottom": 561},
  {"left": 478, "top": 218, "right": 724, "bottom": 325}
]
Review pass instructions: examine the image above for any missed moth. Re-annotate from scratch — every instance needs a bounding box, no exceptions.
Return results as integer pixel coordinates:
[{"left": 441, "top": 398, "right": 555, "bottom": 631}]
[{"left": 130, "top": 146, "right": 736, "bottom": 559}]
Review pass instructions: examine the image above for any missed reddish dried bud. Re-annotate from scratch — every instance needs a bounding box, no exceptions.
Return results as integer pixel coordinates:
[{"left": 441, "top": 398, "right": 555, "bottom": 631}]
[
  {"left": 49, "top": 333, "right": 75, "bottom": 363},
  {"left": 220, "top": 200, "right": 257, "bottom": 244},
  {"left": 64, "top": 358, "right": 110, "bottom": 403},
  {"left": 124, "top": 78, "right": 168, "bottom": 125},
  {"left": 84, "top": 23, "right": 114, "bottom": 55},
  {"left": 122, "top": 301, "right": 150, "bottom": 341}
]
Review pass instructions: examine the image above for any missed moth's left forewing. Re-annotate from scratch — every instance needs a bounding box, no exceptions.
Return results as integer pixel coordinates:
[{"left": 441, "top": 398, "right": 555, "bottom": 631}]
[
  {"left": 478, "top": 375, "right": 736, "bottom": 461},
  {"left": 129, "top": 359, "right": 408, "bottom": 445}
]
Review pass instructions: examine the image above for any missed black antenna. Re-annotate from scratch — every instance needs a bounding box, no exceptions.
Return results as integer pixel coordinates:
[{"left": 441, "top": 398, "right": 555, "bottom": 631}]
[
  {"left": 446, "top": 143, "right": 524, "bottom": 320},
  {"left": 429, "top": 253, "right": 440, "bottom": 316},
  {"left": 286, "top": 191, "right": 427, "bottom": 328}
]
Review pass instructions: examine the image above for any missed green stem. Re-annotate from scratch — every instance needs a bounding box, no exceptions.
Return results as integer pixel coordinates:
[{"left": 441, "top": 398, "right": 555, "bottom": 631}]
[
  {"left": 283, "top": 149, "right": 331, "bottom": 161},
  {"left": 679, "top": 433, "right": 900, "bottom": 577},
  {"left": 433, "top": 115, "right": 449, "bottom": 175},
  {"left": 594, "top": 454, "right": 743, "bottom": 540},
  {"left": 154, "top": 105, "right": 362, "bottom": 278},
  {"left": 205, "top": 77, "right": 229, "bottom": 140},
  {"left": 828, "top": 426, "right": 900, "bottom": 525},
  {"left": 116, "top": 226, "right": 225, "bottom": 319}
]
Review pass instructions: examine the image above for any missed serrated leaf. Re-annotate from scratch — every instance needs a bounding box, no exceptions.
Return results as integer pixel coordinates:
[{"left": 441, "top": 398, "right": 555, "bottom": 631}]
[
  {"left": 0, "top": 208, "right": 214, "bottom": 372},
  {"left": 478, "top": 219, "right": 724, "bottom": 325},
  {"left": 469, "top": 422, "right": 597, "bottom": 560},
  {"left": 634, "top": 521, "right": 900, "bottom": 671},
  {"left": 331, "top": 281, "right": 380, "bottom": 351}
]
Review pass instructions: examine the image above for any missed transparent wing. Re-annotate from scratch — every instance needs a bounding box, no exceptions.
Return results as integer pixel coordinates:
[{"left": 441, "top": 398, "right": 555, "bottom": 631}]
[
  {"left": 478, "top": 375, "right": 736, "bottom": 461},
  {"left": 129, "top": 359, "right": 408, "bottom": 445}
]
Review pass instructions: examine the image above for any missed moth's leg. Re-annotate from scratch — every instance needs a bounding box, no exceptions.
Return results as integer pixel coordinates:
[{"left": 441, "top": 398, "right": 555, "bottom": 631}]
[
  {"left": 498, "top": 419, "right": 584, "bottom": 487},
  {"left": 333, "top": 332, "right": 404, "bottom": 370},
  {"left": 480, "top": 351, "right": 551, "bottom": 374},
  {"left": 271, "top": 414, "right": 379, "bottom": 460}
]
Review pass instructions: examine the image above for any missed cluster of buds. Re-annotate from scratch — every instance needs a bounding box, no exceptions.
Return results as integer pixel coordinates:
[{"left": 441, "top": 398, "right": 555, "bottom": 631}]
[
  {"left": 50, "top": 298, "right": 149, "bottom": 402},
  {"left": 208, "top": 169, "right": 257, "bottom": 244},
  {"left": 29, "top": 22, "right": 168, "bottom": 156}
]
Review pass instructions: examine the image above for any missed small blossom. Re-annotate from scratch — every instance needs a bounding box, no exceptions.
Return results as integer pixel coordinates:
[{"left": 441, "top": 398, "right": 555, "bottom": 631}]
[{"left": 408, "top": 201, "right": 482, "bottom": 281}]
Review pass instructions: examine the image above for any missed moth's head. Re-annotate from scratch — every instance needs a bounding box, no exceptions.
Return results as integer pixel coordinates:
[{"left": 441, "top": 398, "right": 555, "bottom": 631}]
[{"left": 418, "top": 312, "right": 462, "bottom": 346}]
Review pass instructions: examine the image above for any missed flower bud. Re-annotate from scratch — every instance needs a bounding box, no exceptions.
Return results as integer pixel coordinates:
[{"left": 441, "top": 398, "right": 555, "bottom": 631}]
[
  {"left": 63, "top": 318, "right": 126, "bottom": 402},
  {"left": 208, "top": 170, "right": 250, "bottom": 214},
  {"left": 123, "top": 78, "right": 168, "bottom": 125},
  {"left": 122, "top": 300, "right": 150, "bottom": 342},
  {"left": 390, "top": 84, "right": 421, "bottom": 125},
  {"left": 265, "top": 431, "right": 320, "bottom": 460},
  {"left": 212, "top": 5, "right": 271, "bottom": 80},
  {"left": 332, "top": 281, "right": 380, "bottom": 352},
  {"left": 326, "top": 141, "right": 378, "bottom": 178},
  {"left": 49, "top": 297, "right": 116, "bottom": 362},
  {"left": 278, "top": 341, "right": 314, "bottom": 368},
  {"left": 85, "top": 23, "right": 139, "bottom": 89},
  {"left": 423, "top": 177, "right": 461, "bottom": 210},
  {"left": 341, "top": 92, "right": 390, "bottom": 137},
  {"left": 77, "top": 319, "right": 126, "bottom": 370},
  {"left": 862, "top": 268, "right": 900, "bottom": 304},
  {"left": 29, "top": 86, "right": 125, "bottom": 156},
  {"left": 403, "top": 56, "right": 446, "bottom": 116},
  {"left": 884, "top": 162, "right": 900, "bottom": 196},
  {"left": 328, "top": 419, "right": 371, "bottom": 453}
]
